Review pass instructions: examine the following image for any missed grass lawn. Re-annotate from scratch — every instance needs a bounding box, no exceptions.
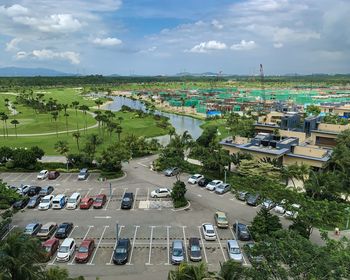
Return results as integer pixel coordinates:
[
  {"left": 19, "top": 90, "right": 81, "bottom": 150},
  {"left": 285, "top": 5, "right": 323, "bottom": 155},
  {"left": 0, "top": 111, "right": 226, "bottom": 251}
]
[
  {"left": 0, "top": 111, "right": 169, "bottom": 155},
  {"left": 200, "top": 118, "right": 231, "bottom": 140}
]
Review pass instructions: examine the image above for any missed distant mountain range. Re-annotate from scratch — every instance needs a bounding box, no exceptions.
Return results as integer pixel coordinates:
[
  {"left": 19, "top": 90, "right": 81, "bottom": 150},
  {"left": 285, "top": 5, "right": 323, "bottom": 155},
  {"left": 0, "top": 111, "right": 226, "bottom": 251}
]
[{"left": 0, "top": 67, "right": 75, "bottom": 77}]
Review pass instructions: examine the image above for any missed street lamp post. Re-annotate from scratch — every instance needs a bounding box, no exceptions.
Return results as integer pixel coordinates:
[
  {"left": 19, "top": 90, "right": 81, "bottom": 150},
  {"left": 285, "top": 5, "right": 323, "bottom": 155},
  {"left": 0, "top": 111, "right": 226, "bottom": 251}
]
[{"left": 346, "top": 207, "right": 350, "bottom": 230}]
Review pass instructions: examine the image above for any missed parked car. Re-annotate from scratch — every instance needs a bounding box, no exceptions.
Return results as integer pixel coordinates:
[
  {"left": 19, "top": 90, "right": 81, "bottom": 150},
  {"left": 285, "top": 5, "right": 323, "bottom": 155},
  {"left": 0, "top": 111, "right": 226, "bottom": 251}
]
[
  {"left": 197, "top": 177, "right": 212, "bottom": 187},
  {"left": 244, "top": 242, "right": 264, "bottom": 263},
  {"left": 227, "top": 240, "right": 243, "bottom": 263},
  {"left": 78, "top": 168, "right": 89, "bottom": 180},
  {"left": 246, "top": 193, "right": 261, "bottom": 206},
  {"left": 233, "top": 222, "right": 251, "bottom": 241},
  {"left": 27, "top": 186, "right": 42, "bottom": 197},
  {"left": 206, "top": 180, "right": 223, "bottom": 191},
  {"left": 121, "top": 192, "right": 134, "bottom": 209},
  {"left": 12, "top": 196, "right": 30, "bottom": 209},
  {"left": 80, "top": 197, "right": 94, "bottom": 209},
  {"left": 284, "top": 204, "right": 301, "bottom": 219},
  {"left": 261, "top": 199, "right": 275, "bottom": 209},
  {"left": 48, "top": 171, "right": 60, "bottom": 180},
  {"left": 27, "top": 195, "right": 41, "bottom": 208},
  {"left": 52, "top": 194, "right": 67, "bottom": 209},
  {"left": 273, "top": 199, "right": 287, "bottom": 214},
  {"left": 215, "top": 183, "right": 231, "bottom": 195},
  {"left": 93, "top": 194, "right": 106, "bottom": 209},
  {"left": 171, "top": 240, "right": 185, "bottom": 265},
  {"left": 201, "top": 223, "right": 216, "bottom": 241},
  {"left": 39, "top": 186, "right": 54, "bottom": 197},
  {"left": 17, "top": 185, "right": 30, "bottom": 195},
  {"left": 164, "top": 167, "right": 180, "bottom": 176},
  {"left": 42, "top": 238, "right": 59, "bottom": 261},
  {"left": 112, "top": 238, "right": 130, "bottom": 265},
  {"left": 24, "top": 223, "right": 42, "bottom": 236},
  {"left": 214, "top": 211, "right": 229, "bottom": 228},
  {"left": 151, "top": 188, "right": 172, "bottom": 198},
  {"left": 38, "top": 195, "right": 54, "bottom": 210},
  {"left": 188, "top": 174, "right": 204, "bottom": 184},
  {"left": 37, "top": 222, "right": 57, "bottom": 240},
  {"left": 56, "top": 238, "right": 76, "bottom": 262},
  {"left": 66, "top": 192, "right": 81, "bottom": 210},
  {"left": 75, "top": 239, "right": 95, "bottom": 263},
  {"left": 188, "top": 237, "right": 202, "bottom": 262},
  {"left": 236, "top": 191, "right": 249, "bottom": 201},
  {"left": 55, "top": 222, "right": 73, "bottom": 239},
  {"left": 37, "top": 170, "right": 49, "bottom": 180}
]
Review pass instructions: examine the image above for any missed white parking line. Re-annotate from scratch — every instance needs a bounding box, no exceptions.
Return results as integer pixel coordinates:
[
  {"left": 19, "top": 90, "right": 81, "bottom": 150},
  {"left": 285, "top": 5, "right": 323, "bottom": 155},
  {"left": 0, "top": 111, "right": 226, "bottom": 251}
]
[
  {"left": 117, "top": 188, "right": 128, "bottom": 210},
  {"left": 11, "top": 173, "right": 24, "bottom": 182},
  {"left": 137, "top": 162, "right": 148, "bottom": 167},
  {"left": 214, "top": 226, "right": 227, "bottom": 262},
  {"left": 87, "top": 225, "right": 109, "bottom": 265},
  {"left": 145, "top": 226, "right": 154, "bottom": 265},
  {"left": 103, "top": 188, "right": 115, "bottom": 211},
  {"left": 62, "top": 188, "right": 70, "bottom": 195},
  {"left": 197, "top": 226, "right": 208, "bottom": 263},
  {"left": 62, "top": 173, "right": 73, "bottom": 183},
  {"left": 182, "top": 226, "right": 189, "bottom": 262},
  {"left": 106, "top": 225, "right": 124, "bottom": 265},
  {"left": 147, "top": 188, "right": 150, "bottom": 201},
  {"left": 164, "top": 226, "right": 170, "bottom": 265},
  {"left": 131, "top": 188, "right": 139, "bottom": 210},
  {"left": 127, "top": 226, "right": 139, "bottom": 265},
  {"left": 22, "top": 173, "right": 33, "bottom": 181},
  {"left": 1, "top": 225, "right": 18, "bottom": 240},
  {"left": 229, "top": 227, "right": 248, "bottom": 265},
  {"left": 84, "top": 188, "right": 93, "bottom": 198}
]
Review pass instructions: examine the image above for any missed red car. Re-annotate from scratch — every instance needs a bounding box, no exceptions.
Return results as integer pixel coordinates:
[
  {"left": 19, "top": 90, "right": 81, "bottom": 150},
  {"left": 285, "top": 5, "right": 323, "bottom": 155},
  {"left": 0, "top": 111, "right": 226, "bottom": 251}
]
[
  {"left": 42, "top": 238, "right": 60, "bottom": 261},
  {"left": 80, "top": 197, "right": 94, "bottom": 209},
  {"left": 93, "top": 194, "right": 106, "bottom": 209},
  {"left": 48, "top": 171, "right": 60, "bottom": 180},
  {"left": 75, "top": 239, "right": 95, "bottom": 263}
]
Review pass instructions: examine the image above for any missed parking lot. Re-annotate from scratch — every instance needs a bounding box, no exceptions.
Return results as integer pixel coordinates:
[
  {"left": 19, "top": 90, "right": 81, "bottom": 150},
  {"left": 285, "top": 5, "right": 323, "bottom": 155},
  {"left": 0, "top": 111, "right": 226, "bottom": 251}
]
[{"left": 1, "top": 156, "right": 267, "bottom": 280}]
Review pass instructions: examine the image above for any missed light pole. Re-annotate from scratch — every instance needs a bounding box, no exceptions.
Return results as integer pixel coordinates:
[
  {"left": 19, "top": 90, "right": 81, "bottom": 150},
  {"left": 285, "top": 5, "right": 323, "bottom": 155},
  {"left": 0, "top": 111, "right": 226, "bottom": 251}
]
[
  {"left": 224, "top": 168, "right": 227, "bottom": 183},
  {"left": 346, "top": 207, "right": 350, "bottom": 230}
]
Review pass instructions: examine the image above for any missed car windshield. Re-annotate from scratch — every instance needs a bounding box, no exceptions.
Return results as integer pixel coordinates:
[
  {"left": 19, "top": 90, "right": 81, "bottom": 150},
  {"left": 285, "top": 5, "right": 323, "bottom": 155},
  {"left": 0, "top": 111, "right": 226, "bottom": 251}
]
[
  {"left": 25, "top": 228, "right": 33, "bottom": 233},
  {"left": 59, "top": 246, "right": 69, "bottom": 253},
  {"left": 123, "top": 197, "right": 130, "bottom": 202},
  {"left": 191, "top": 175, "right": 198, "bottom": 179},
  {"left": 42, "top": 199, "right": 50, "bottom": 203},
  {"left": 39, "top": 228, "right": 49, "bottom": 233},
  {"left": 40, "top": 171, "right": 46, "bottom": 175},
  {"left": 57, "top": 228, "right": 65, "bottom": 233},
  {"left": 43, "top": 246, "right": 51, "bottom": 252},
  {"left": 230, "top": 247, "right": 241, "bottom": 254},
  {"left": 95, "top": 198, "right": 102, "bottom": 202},
  {"left": 206, "top": 229, "right": 214, "bottom": 234},
  {"left": 218, "top": 217, "right": 227, "bottom": 222},
  {"left": 172, "top": 248, "right": 183, "bottom": 257},
  {"left": 115, "top": 247, "right": 126, "bottom": 253},
  {"left": 68, "top": 198, "right": 76, "bottom": 203},
  {"left": 191, "top": 245, "right": 200, "bottom": 252},
  {"left": 78, "top": 246, "right": 88, "bottom": 253},
  {"left": 79, "top": 170, "right": 86, "bottom": 175}
]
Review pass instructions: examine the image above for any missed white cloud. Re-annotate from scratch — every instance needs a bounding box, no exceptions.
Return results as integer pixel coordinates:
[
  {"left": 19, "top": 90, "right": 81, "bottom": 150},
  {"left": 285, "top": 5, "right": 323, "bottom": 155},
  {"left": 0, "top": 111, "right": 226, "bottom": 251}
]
[
  {"left": 188, "top": 40, "right": 227, "bottom": 53},
  {"left": 273, "top": 42, "right": 283, "bottom": 48},
  {"left": 230, "top": 40, "right": 257, "bottom": 50},
  {"left": 0, "top": 4, "right": 28, "bottom": 17},
  {"left": 16, "top": 49, "right": 80, "bottom": 64},
  {"left": 211, "top": 20, "right": 223, "bottom": 30},
  {"left": 93, "top": 37, "right": 122, "bottom": 46},
  {"left": 6, "top": 38, "right": 22, "bottom": 51}
]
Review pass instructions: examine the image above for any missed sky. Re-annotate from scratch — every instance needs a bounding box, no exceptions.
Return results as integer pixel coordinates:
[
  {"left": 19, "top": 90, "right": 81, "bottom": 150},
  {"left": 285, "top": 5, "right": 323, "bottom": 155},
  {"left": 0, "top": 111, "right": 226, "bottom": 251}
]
[{"left": 0, "top": 0, "right": 350, "bottom": 75}]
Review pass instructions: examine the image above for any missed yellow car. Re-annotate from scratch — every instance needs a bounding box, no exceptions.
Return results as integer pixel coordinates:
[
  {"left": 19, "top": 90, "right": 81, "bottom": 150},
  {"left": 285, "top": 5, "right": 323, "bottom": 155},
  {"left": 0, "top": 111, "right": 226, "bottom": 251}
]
[{"left": 214, "top": 211, "right": 229, "bottom": 228}]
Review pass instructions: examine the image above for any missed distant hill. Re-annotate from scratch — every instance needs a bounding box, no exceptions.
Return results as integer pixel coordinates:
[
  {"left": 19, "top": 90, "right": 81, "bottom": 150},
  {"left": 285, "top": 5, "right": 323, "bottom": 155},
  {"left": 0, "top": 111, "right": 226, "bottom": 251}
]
[
  {"left": 0, "top": 67, "right": 75, "bottom": 77},
  {"left": 175, "top": 71, "right": 228, "bottom": 77}
]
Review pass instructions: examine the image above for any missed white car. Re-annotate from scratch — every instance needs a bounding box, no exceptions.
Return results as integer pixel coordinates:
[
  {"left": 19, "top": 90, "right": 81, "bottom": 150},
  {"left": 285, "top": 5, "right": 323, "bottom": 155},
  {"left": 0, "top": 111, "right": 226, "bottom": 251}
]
[
  {"left": 151, "top": 188, "right": 172, "bottom": 198},
  {"left": 37, "top": 170, "right": 48, "bottom": 180},
  {"left": 38, "top": 195, "right": 54, "bottom": 210},
  {"left": 273, "top": 200, "right": 287, "bottom": 214},
  {"left": 56, "top": 238, "right": 76, "bottom": 262},
  {"left": 188, "top": 174, "right": 204, "bottom": 184},
  {"left": 205, "top": 180, "right": 223, "bottom": 191},
  {"left": 227, "top": 240, "right": 243, "bottom": 263},
  {"left": 17, "top": 185, "right": 30, "bottom": 195},
  {"left": 66, "top": 192, "right": 81, "bottom": 210},
  {"left": 284, "top": 204, "right": 300, "bottom": 219},
  {"left": 202, "top": 223, "right": 216, "bottom": 241}
]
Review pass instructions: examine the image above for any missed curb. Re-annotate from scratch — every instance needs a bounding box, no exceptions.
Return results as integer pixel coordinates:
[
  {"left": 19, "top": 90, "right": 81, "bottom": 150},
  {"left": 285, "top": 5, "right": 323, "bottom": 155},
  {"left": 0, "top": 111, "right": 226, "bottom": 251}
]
[
  {"left": 107, "top": 171, "right": 127, "bottom": 182},
  {"left": 171, "top": 201, "right": 191, "bottom": 212}
]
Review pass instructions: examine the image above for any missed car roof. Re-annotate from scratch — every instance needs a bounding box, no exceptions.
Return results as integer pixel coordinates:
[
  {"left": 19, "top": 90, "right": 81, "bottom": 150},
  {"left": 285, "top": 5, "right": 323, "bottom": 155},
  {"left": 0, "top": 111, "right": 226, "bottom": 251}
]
[
  {"left": 158, "top": 188, "right": 169, "bottom": 191},
  {"left": 211, "top": 180, "right": 222, "bottom": 183},
  {"left": 80, "top": 168, "right": 88, "bottom": 172},
  {"left": 215, "top": 211, "right": 226, "bottom": 218},
  {"left": 228, "top": 240, "right": 239, "bottom": 247},
  {"left": 43, "top": 238, "right": 58, "bottom": 246},
  {"left": 54, "top": 194, "right": 65, "bottom": 199},
  {"left": 80, "top": 239, "right": 93, "bottom": 246},
  {"left": 26, "top": 223, "right": 38, "bottom": 228},
  {"left": 192, "top": 174, "right": 202, "bottom": 177},
  {"left": 189, "top": 237, "right": 199, "bottom": 244},
  {"left": 123, "top": 192, "right": 133, "bottom": 197},
  {"left": 81, "top": 197, "right": 92, "bottom": 201},
  {"left": 95, "top": 194, "right": 106, "bottom": 198},
  {"left": 61, "top": 238, "right": 74, "bottom": 246},
  {"left": 42, "top": 186, "right": 52, "bottom": 190},
  {"left": 59, "top": 223, "right": 70, "bottom": 227},
  {"left": 117, "top": 238, "right": 129, "bottom": 246},
  {"left": 42, "top": 222, "right": 56, "bottom": 229},
  {"left": 43, "top": 195, "right": 53, "bottom": 199},
  {"left": 40, "top": 170, "right": 48, "bottom": 172},
  {"left": 203, "top": 223, "right": 214, "bottom": 230},
  {"left": 172, "top": 240, "right": 183, "bottom": 248}
]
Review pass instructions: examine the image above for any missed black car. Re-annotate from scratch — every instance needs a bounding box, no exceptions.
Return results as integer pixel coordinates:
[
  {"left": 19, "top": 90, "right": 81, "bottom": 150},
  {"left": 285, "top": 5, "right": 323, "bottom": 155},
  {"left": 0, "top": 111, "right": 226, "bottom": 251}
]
[
  {"left": 246, "top": 193, "right": 260, "bottom": 206},
  {"left": 188, "top": 237, "right": 202, "bottom": 262},
  {"left": 121, "top": 192, "right": 134, "bottom": 209},
  {"left": 233, "top": 222, "right": 251, "bottom": 241},
  {"left": 39, "top": 186, "right": 54, "bottom": 197},
  {"left": 27, "top": 195, "right": 41, "bottom": 208},
  {"left": 197, "top": 178, "right": 212, "bottom": 187},
  {"left": 113, "top": 238, "right": 130, "bottom": 265},
  {"left": 12, "top": 196, "right": 30, "bottom": 209},
  {"left": 54, "top": 222, "right": 73, "bottom": 239},
  {"left": 27, "top": 186, "right": 42, "bottom": 197}
]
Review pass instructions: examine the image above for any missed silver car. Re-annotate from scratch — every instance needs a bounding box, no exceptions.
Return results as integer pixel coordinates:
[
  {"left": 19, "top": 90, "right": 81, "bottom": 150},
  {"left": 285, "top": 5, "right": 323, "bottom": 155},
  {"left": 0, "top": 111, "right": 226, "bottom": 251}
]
[
  {"left": 215, "top": 183, "right": 231, "bottom": 194},
  {"left": 171, "top": 240, "right": 185, "bottom": 265},
  {"left": 227, "top": 240, "right": 243, "bottom": 263}
]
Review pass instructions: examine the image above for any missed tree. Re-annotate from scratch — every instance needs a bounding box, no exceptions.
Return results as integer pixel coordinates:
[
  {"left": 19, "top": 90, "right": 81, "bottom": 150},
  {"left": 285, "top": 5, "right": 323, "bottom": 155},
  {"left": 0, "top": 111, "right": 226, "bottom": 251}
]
[
  {"left": 168, "top": 262, "right": 215, "bottom": 280},
  {"left": 1, "top": 113, "right": 9, "bottom": 138},
  {"left": 94, "top": 99, "right": 103, "bottom": 109},
  {"left": 115, "top": 124, "right": 123, "bottom": 141},
  {"left": 54, "top": 141, "right": 70, "bottom": 171},
  {"left": 306, "top": 104, "right": 321, "bottom": 116},
  {"left": 71, "top": 101, "right": 79, "bottom": 131},
  {"left": 218, "top": 260, "right": 248, "bottom": 280},
  {"left": 99, "top": 143, "right": 131, "bottom": 172},
  {"left": 83, "top": 134, "right": 102, "bottom": 160},
  {"left": 51, "top": 111, "right": 59, "bottom": 137},
  {"left": 0, "top": 180, "right": 20, "bottom": 209},
  {"left": 10, "top": 119, "right": 19, "bottom": 138},
  {"left": 171, "top": 180, "right": 187, "bottom": 208},
  {"left": 249, "top": 208, "right": 282, "bottom": 241},
  {"left": 72, "top": 132, "right": 81, "bottom": 152},
  {"left": 62, "top": 104, "right": 69, "bottom": 135},
  {"left": 196, "top": 125, "right": 218, "bottom": 147},
  {"left": 79, "top": 105, "right": 90, "bottom": 133},
  {"left": 168, "top": 126, "right": 176, "bottom": 141}
]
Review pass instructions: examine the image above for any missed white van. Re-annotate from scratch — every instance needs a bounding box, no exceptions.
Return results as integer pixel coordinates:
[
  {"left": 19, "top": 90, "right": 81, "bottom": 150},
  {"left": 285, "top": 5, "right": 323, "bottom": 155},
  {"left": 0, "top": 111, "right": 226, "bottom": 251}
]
[
  {"left": 56, "top": 238, "right": 76, "bottom": 262},
  {"left": 52, "top": 194, "right": 67, "bottom": 209},
  {"left": 66, "top": 192, "right": 81, "bottom": 210}
]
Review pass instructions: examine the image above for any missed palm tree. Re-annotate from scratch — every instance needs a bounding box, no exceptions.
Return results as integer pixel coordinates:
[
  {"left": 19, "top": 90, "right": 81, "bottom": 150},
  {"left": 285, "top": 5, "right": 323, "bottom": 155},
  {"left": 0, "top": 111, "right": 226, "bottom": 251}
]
[
  {"left": 95, "top": 99, "right": 104, "bottom": 109},
  {"left": 86, "top": 133, "right": 102, "bottom": 159},
  {"left": 115, "top": 124, "right": 123, "bottom": 141},
  {"left": 118, "top": 116, "right": 124, "bottom": 124},
  {"left": 106, "top": 121, "right": 117, "bottom": 140},
  {"left": 45, "top": 267, "right": 69, "bottom": 280},
  {"left": 10, "top": 119, "right": 19, "bottom": 138},
  {"left": 168, "top": 262, "right": 216, "bottom": 280},
  {"left": 54, "top": 140, "right": 70, "bottom": 171},
  {"left": 51, "top": 111, "right": 59, "bottom": 137},
  {"left": 71, "top": 101, "right": 79, "bottom": 131},
  {"left": 72, "top": 131, "right": 81, "bottom": 152},
  {"left": 0, "top": 112, "right": 6, "bottom": 138},
  {"left": 1, "top": 113, "right": 9, "bottom": 137},
  {"left": 168, "top": 126, "right": 176, "bottom": 141},
  {"left": 62, "top": 104, "right": 69, "bottom": 135},
  {"left": 94, "top": 112, "right": 103, "bottom": 135},
  {"left": 79, "top": 105, "right": 90, "bottom": 133}
]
